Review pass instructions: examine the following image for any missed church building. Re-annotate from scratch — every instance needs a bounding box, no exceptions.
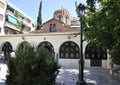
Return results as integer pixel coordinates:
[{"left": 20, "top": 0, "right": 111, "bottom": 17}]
[{"left": 0, "top": 7, "right": 110, "bottom": 69}]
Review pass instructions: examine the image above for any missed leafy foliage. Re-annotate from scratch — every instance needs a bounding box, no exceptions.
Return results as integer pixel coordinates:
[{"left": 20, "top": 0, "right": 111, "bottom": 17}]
[
  {"left": 6, "top": 44, "right": 60, "bottom": 85},
  {"left": 82, "top": 0, "right": 120, "bottom": 64},
  {"left": 6, "top": 54, "right": 17, "bottom": 85}
]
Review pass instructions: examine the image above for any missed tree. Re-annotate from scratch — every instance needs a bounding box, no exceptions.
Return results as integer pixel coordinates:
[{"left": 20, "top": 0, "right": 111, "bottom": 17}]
[
  {"left": 36, "top": 0, "right": 42, "bottom": 30},
  {"left": 83, "top": 0, "right": 120, "bottom": 64},
  {"left": 6, "top": 54, "right": 17, "bottom": 85},
  {"left": 6, "top": 44, "right": 60, "bottom": 85}
]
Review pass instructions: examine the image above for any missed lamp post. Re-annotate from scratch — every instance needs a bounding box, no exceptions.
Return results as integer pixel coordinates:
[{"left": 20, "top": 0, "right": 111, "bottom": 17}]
[{"left": 76, "top": 2, "right": 85, "bottom": 85}]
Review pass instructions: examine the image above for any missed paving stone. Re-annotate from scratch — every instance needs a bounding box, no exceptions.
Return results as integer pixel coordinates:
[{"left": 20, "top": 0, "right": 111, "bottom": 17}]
[{"left": 0, "top": 63, "right": 120, "bottom": 85}]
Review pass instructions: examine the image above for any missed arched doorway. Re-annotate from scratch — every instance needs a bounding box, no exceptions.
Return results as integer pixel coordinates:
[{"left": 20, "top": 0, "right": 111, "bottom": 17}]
[
  {"left": 60, "top": 41, "right": 80, "bottom": 59},
  {"left": 17, "top": 41, "right": 31, "bottom": 50},
  {"left": 85, "top": 44, "right": 107, "bottom": 67},
  {"left": 38, "top": 41, "right": 54, "bottom": 56},
  {"left": 2, "top": 42, "right": 13, "bottom": 61}
]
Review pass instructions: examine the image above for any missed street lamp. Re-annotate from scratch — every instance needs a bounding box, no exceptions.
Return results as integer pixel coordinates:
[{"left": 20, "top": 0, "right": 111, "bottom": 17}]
[{"left": 76, "top": 2, "right": 86, "bottom": 85}]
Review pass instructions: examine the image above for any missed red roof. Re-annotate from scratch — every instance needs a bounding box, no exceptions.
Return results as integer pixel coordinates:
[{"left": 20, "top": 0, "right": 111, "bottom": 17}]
[{"left": 31, "top": 18, "right": 80, "bottom": 34}]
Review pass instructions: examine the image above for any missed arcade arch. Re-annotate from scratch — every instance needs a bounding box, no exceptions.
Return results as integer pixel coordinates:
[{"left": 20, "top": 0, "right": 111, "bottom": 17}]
[
  {"left": 38, "top": 41, "right": 54, "bottom": 57},
  {"left": 85, "top": 43, "right": 107, "bottom": 67},
  {"left": 38, "top": 41, "right": 54, "bottom": 52},
  {"left": 1, "top": 41, "right": 13, "bottom": 60},
  {"left": 59, "top": 41, "right": 80, "bottom": 59},
  {"left": 17, "top": 41, "right": 31, "bottom": 50}
]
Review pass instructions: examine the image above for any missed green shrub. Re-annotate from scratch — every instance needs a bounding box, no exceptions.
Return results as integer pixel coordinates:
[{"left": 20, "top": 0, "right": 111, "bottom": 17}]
[
  {"left": 110, "top": 47, "right": 120, "bottom": 65},
  {"left": 6, "top": 44, "right": 60, "bottom": 85},
  {"left": 6, "top": 54, "right": 17, "bottom": 85}
]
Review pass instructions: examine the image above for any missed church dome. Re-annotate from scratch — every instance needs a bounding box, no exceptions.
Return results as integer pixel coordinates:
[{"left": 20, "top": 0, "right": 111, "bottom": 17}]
[
  {"left": 53, "top": 8, "right": 70, "bottom": 17},
  {"left": 53, "top": 8, "right": 71, "bottom": 25}
]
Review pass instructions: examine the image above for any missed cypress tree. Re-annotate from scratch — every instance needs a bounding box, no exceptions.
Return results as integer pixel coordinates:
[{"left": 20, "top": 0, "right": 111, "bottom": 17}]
[{"left": 36, "top": 0, "right": 42, "bottom": 30}]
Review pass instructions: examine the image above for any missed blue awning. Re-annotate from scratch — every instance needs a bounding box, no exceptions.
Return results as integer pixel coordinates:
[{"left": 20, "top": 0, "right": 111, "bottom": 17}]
[{"left": 7, "top": 15, "right": 18, "bottom": 25}]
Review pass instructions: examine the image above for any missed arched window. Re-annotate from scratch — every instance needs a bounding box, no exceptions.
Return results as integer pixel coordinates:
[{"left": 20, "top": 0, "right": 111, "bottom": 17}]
[
  {"left": 38, "top": 42, "right": 54, "bottom": 52},
  {"left": 2, "top": 42, "right": 13, "bottom": 53},
  {"left": 38, "top": 41, "right": 54, "bottom": 57},
  {"left": 53, "top": 23, "right": 56, "bottom": 31},
  {"left": 60, "top": 41, "right": 80, "bottom": 59},
  {"left": 49, "top": 24, "right": 52, "bottom": 32},
  {"left": 2, "top": 42, "right": 13, "bottom": 60},
  {"left": 49, "top": 24, "right": 56, "bottom": 32},
  {"left": 18, "top": 41, "right": 31, "bottom": 50},
  {"left": 85, "top": 44, "right": 107, "bottom": 60}
]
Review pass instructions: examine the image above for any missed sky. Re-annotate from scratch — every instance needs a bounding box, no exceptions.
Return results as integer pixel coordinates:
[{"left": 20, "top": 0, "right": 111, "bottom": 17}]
[{"left": 8, "top": 0, "right": 86, "bottom": 23}]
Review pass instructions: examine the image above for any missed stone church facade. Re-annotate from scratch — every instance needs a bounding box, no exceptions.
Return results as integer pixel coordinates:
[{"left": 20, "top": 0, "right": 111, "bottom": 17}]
[{"left": 0, "top": 8, "right": 111, "bottom": 69}]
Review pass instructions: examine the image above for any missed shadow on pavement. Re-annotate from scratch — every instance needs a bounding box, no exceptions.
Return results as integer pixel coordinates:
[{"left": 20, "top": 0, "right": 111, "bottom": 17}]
[
  {"left": 0, "top": 82, "right": 5, "bottom": 85},
  {"left": 84, "top": 67, "right": 120, "bottom": 85},
  {"left": 0, "top": 78, "right": 5, "bottom": 85},
  {"left": 86, "top": 83, "right": 96, "bottom": 85}
]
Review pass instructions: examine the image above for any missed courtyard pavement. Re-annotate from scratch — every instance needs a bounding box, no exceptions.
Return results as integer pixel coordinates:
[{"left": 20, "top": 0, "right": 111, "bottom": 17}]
[
  {"left": 0, "top": 63, "right": 120, "bottom": 85},
  {"left": 0, "top": 63, "right": 7, "bottom": 85},
  {"left": 56, "top": 67, "right": 120, "bottom": 85}
]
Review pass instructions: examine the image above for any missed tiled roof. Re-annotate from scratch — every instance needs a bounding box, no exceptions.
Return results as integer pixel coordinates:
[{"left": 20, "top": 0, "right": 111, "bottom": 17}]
[
  {"left": 0, "top": 18, "right": 80, "bottom": 37},
  {"left": 43, "top": 18, "right": 65, "bottom": 25},
  {"left": 31, "top": 18, "right": 80, "bottom": 34}
]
